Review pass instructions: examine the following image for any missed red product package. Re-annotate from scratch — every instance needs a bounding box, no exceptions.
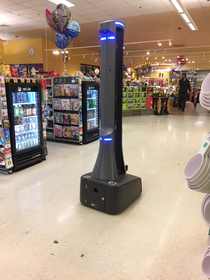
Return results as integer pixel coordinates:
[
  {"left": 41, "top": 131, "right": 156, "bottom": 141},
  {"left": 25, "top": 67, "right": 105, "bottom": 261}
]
[
  {"left": 51, "top": 70, "right": 59, "bottom": 77},
  {"left": 10, "top": 65, "right": 19, "bottom": 77}
]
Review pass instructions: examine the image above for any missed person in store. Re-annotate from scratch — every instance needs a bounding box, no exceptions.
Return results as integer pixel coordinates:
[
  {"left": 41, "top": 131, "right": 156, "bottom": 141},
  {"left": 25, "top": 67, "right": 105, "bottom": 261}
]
[
  {"left": 178, "top": 73, "right": 191, "bottom": 112},
  {"left": 191, "top": 90, "right": 200, "bottom": 108}
]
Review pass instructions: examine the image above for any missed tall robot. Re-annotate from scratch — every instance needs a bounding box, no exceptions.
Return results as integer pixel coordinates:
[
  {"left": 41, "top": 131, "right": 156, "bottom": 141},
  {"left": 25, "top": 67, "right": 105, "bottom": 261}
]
[{"left": 80, "top": 20, "right": 142, "bottom": 214}]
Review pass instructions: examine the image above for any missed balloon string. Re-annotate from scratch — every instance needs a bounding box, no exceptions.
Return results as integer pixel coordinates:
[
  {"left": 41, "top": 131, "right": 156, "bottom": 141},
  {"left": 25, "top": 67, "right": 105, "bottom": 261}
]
[{"left": 70, "top": 37, "right": 73, "bottom": 47}]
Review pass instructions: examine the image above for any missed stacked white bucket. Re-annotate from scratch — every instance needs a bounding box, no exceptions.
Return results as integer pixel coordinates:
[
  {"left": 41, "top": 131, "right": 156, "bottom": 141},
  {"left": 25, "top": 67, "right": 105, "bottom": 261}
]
[{"left": 184, "top": 73, "right": 210, "bottom": 278}]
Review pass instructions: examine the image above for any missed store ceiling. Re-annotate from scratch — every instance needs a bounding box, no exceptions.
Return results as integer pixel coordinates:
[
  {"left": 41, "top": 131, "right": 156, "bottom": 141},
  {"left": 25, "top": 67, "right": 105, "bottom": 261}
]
[{"left": 1, "top": 0, "right": 210, "bottom": 66}]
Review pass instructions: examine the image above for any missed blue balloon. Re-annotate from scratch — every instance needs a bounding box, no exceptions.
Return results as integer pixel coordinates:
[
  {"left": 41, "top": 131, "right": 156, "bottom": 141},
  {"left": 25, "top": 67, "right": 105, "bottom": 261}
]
[
  {"left": 194, "top": 72, "right": 197, "bottom": 76},
  {"left": 54, "top": 33, "right": 69, "bottom": 50},
  {"left": 67, "top": 20, "right": 80, "bottom": 38}
]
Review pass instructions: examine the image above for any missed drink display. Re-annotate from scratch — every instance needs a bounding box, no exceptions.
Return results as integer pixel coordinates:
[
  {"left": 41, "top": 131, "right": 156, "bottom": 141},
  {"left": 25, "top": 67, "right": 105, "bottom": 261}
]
[
  {"left": 87, "top": 89, "right": 98, "bottom": 131},
  {"left": 12, "top": 91, "right": 40, "bottom": 151}
]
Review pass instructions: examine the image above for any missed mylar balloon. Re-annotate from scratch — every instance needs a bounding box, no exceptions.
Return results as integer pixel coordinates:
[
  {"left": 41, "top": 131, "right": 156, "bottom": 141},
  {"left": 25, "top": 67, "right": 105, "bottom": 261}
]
[
  {"left": 67, "top": 20, "right": 80, "bottom": 38},
  {"left": 52, "top": 6, "right": 71, "bottom": 32},
  {"left": 54, "top": 33, "right": 69, "bottom": 50},
  {"left": 57, "top": 3, "right": 67, "bottom": 9},
  {"left": 45, "top": 9, "right": 60, "bottom": 33}
]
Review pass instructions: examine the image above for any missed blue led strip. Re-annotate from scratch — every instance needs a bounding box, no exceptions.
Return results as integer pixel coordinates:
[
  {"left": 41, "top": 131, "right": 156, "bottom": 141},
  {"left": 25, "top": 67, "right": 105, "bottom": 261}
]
[
  {"left": 99, "top": 137, "right": 113, "bottom": 142},
  {"left": 100, "top": 37, "right": 106, "bottom": 41},
  {"left": 115, "top": 21, "right": 125, "bottom": 28},
  {"left": 104, "top": 138, "right": 113, "bottom": 142},
  {"left": 107, "top": 36, "right": 115, "bottom": 40}
]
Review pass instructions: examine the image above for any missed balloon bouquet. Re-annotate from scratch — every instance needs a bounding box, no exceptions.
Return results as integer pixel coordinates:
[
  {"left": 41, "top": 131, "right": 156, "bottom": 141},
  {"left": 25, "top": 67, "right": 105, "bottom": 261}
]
[{"left": 45, "top": 4, "right": 81, "bottom": 73}]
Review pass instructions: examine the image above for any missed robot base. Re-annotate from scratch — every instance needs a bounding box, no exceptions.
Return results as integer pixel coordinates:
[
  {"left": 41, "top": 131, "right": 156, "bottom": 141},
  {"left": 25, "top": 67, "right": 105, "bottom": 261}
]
[{"left": 80, "top": 173, "right": 142, "bottom": 215}]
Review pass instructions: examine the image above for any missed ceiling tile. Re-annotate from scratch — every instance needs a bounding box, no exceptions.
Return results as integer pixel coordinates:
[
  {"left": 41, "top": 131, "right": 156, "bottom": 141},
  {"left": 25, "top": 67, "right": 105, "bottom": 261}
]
[
  {"left": 12, "top": 8, "right": 37, "bottom": 15},
  {"left": 93, "top": 0, "right": 125, "bottom": 8}
]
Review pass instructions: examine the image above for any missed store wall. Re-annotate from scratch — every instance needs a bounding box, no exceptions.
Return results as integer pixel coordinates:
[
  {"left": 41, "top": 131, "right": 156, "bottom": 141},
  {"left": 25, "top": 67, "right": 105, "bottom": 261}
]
[
  {"left": 42, "top": 39, "right": 99, "bottom": 76},
  {"left": 1, "top": 38, "right": 99, "bottom": 76},
  {"left": 1, "top": 38, "right": 43, "bottom": 65}
]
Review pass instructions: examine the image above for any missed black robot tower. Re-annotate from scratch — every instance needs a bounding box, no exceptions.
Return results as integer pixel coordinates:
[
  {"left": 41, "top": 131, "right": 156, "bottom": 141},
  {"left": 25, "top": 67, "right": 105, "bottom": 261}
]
[{"left": 80, "top": 20, "right": 142, "bottom": 214}]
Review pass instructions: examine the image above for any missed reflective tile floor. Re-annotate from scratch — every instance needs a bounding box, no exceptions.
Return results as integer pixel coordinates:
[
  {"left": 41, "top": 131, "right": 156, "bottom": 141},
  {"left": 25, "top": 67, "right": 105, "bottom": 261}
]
[{"left": 0, "top": 102, "right": 209, "bottom": 280}]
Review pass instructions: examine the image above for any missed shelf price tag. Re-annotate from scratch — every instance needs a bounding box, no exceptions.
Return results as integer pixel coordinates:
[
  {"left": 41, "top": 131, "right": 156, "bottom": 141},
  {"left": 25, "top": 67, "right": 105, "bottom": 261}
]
[
  {"left": 14, "top": 78, "right": 18, "bottom": 83},
  {"left": 32, "top": 78, "right": 36, "bottom": 83},
  {"left": 20, "top": 78, "right": 24, "bottom": 83},
  {"left": 5, "top": 78, "right": 10, "bottom": 83},
  {"left": 27, "top": 78, "right": 30, "bottom": 83}
]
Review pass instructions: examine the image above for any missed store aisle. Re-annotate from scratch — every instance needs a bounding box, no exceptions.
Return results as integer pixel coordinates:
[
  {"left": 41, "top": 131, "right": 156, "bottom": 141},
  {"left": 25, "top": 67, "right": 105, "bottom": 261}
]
[
  {"left": 0, "top": 114, "right": 209, "bottom": 280},
  {"left": 170, "top": 101, "right": 210, "bottom": 117}
]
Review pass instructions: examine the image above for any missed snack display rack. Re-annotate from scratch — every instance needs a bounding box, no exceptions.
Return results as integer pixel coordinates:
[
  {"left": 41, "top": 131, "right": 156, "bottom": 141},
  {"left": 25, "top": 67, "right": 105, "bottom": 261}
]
[
  {"left": 45, "top": 76, "right": 83, "bottom": 144},
  {"left": 122, "top": 85, "right": 154, "bottom": 116},
  {"left": 0, "top": 76, "right": 14, "bottom": 173}
]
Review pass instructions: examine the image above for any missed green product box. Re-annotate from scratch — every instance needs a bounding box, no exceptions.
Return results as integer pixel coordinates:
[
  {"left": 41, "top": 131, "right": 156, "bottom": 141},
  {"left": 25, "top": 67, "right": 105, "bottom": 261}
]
[
  {"left": 123, "top": 92, "right": 127, "bottom": 98},
  {"left": 134, "top": 104, "right": 140, "bottom": 110},
  {"left": 141, "top": 103, "right": 146, "bottom": 109},
  {"left": 122, "top": 86, "right": 127, "bottom": 93},
  {"left": 135, "top": 92, "right": 140, "bottom": 98},
  {"left": 134, "top": 98, "right": 140, "bottom": 104},
  {"left": 134, "top": 86, "right": 140, "bottom": 93},
  {"left": 128, "top": 92, "right": 134, "bottom": 98},
  {"left": 141, "top": 97, "right": 147, "bottom": 103}
]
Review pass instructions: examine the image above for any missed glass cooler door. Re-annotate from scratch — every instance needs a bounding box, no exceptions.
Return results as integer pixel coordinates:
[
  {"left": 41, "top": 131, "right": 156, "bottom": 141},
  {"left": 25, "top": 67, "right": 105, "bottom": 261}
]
[
  {"left": 12, "top": 91, "right": 40, "bottom": 152},
  {"left": 86, "top": 89, "right": 98, "bottom": 131}
]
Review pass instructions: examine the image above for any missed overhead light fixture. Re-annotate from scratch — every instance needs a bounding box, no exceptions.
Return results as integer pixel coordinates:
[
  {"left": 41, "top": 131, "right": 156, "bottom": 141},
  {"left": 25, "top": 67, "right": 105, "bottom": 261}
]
[
  {"left": 162, "top": 56, "right": 165, "bottom": 59},
  {"left": 146, "top": 57, "right": 148, "bottom": 60},
  {"left": 95, "top": 59, "right": 97, "bottom": 62},
  {"left": 188, "top": 61, "right": 191, "bottom": 63},
  {"left": 188, "top": 23, "right": 196, "bottom": 31},
  {"left": 48, "top": 0, "right": 75, "bottom": 7},
  {"left": 165, "top": 60, "right": 167, "bottom": 62},
  {"left": 158, "top": 41, "right": 162, "bottom": 46},
  {"left": 169, "top": 0, "right": 198, "bottom": 31},
  {"left": 192, "top": 61, "right": 194, "bottom": 63},
  {"left": 82, "top": 55, "right": 85, "bottom": 58},
  {"left": 177, "top": 56, "right": 179, "bottom": 58},
  {"left": 171, "top": 0, "right": 183, "bottom": 13},
  {"left": 65, "top": 50, "right": 68, "bottom": 54},
  {"left": 155, "top": 57, "right": 157, "bottom": 59},
  {"left": 53, "top": 50, "right": 59, "bottom": 55},
  {"left": 123, "top": 47, "right": 125, "bottom": 49},
  {"left": 169, "top": 40, "right": 172, "bottom": 46},
  {"left": 186, "top": 58, "right": 188, "bottom": 60},
  {"left": 169, "top": 59, "right": 171, "bottom": 62},
  {"left": 181, "top": 13, "right": 190, "bottom": 23},
  {"left": 147, "top": 51, "right": 150, "bottom": 55}
]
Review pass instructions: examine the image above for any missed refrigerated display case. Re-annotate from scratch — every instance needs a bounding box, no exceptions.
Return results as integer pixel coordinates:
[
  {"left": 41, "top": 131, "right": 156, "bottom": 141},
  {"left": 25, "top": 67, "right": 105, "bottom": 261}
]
[
  {"left": 6, "top": 82, "right": 45, "bottom": 171},
  {"left": 0, "top": 76, "right": 14, "bottom": 173},
  {"left": 82, "top": 81, "right": 99, "bottom": 144}
]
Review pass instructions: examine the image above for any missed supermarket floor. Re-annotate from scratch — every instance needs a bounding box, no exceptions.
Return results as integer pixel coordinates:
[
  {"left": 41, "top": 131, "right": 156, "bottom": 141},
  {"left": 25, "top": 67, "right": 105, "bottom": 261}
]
[{"left": 0, "top": 101, "right": 209, "bottom": 280}]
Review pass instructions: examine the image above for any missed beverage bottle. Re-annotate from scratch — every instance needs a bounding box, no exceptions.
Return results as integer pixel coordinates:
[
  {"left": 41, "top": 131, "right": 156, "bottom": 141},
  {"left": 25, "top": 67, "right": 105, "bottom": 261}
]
[
  {"left": 28, "top": 105, "right": 32, "bottom": 116},
  {"left": 32, "top": 104, "right": 36, "bottom": 116},
  {"left": 23, "top": 105, "right": 26, "bottom": 117},
  {"left": 26, "top": 105, "right": 29, "bottom": 116},
  {"left": 87, "top": 101, "right": 89, "bottom": 109},
  {"left": 14, "top": 106, "right": 19, "bottom": 117}
]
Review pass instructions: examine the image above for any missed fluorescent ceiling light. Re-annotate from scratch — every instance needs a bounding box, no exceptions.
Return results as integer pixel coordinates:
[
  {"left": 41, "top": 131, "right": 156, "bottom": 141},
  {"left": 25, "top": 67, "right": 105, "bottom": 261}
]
[
  {"left": 158, "top": 41, "right": 162, "bottom": 46},
  {"left": 171, "top": 0, "right": 184, "bottom": 13},
  {"left": 147, "top": 51, "right": 150, "bottom": 55},
  {"left": 48, "top": 0, "right": 75, "bottom": 7},
  {"left": 180, "top": 13, "right": 190, "bottom": 23},
  {"left": 170, "top": 0, "right": 198, "bottom": 31},
  {"left": 188, "top": 23, "right": 196, "bottom": 31}
]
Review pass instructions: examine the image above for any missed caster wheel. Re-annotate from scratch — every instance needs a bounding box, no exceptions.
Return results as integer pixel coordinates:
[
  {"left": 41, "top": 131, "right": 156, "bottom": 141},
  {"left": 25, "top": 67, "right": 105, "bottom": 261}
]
[{"left": 8, "top": 170, "right": 13, "bottom": 174}]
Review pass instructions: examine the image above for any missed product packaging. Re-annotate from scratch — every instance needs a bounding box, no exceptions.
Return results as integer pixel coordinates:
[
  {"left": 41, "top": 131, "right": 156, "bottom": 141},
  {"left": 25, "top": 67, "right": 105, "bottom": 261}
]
[
  {"left": 61, "top": 84, "right": 70, "bottom": 96},
  {"left": 62, "top": 99, "right": 70, "bottom": 110},
  {"left": 55, "top": 124, "right": 62, "bottom": 137}
]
